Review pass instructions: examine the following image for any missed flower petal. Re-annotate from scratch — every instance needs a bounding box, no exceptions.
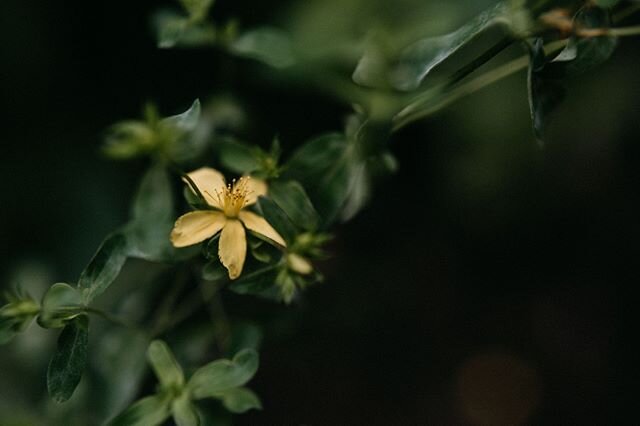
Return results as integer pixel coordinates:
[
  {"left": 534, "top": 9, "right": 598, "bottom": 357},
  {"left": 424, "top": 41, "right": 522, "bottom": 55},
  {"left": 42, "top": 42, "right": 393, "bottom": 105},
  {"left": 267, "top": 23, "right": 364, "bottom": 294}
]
[
  {"left": 170, "top": 211, "right": 226, "bottom": 248},
  {"left": 219, "top": 219, "right": 247, "bottom": 280},
  {"left": 243, "top": 177, "right": 268, "bottom": 206},
  {"left": 184, "top": 167, "right": 225, "bottom": 208},
  {"left": 238, "top": 211, "right": 286, "bottom": 247}
]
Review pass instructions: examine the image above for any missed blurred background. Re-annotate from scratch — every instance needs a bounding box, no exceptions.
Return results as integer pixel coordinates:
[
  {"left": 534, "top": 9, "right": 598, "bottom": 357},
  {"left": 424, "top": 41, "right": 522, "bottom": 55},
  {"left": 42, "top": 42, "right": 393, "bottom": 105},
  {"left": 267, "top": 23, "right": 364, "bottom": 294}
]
[{"left": 1, "top": 0, "right": 636, "bottom": 424}]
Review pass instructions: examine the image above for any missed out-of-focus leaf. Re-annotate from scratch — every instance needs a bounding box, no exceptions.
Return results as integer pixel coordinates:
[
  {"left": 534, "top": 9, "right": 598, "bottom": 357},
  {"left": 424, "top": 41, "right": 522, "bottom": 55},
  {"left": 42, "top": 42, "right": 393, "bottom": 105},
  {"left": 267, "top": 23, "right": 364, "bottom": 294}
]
[
  {"left": 382, "top": 2, "right": 513, "bottom": 91},
  {"left": 202, "top": 260, "right": 228, "bottom": 282},
  {"left": 94, "top": 329, "right": 149, "bottom": 418},
  {"left": 155, "top": 12, "right": 216, "bottom": 49},
  {"left": 231, "top": 27, "right": 296, "bottom": 68},
  {"left": 593, "top": 0, "right": 620, "bottom": 8},
  {"left": 78, "top": 232, "right": 129, "bottom": 305},
  {"left": 172, "top": 394, "right": 201, "bottom": 426},
  {"left": 180, "top": 0, "right": 214, "bottom": 21},
  {"left": 218, "top": 139, "right": 261, "bottom": 175},
  {"left": 283, "top": 133, "right": 354, "bottom": 227},
  {"left": 527, "top": 38, "right": 566, "bottom": 143},
  {"left": 37, "top": 283, "right": 84, "bottom": 329},
  {"left": 269, "top": 180, "right": 319, "bottom": 231},
  {"left": 147, "top": 340, "right": 185, "bottom": 388},
  {"left": 107, "top": 394, "right": 172, "bottom": 426},
  {"left": 227, "top": 322, "right": 263, "bottom": 357},
  {"left": 228, "top": 264, "right": 280, "bottom": 297},
  {"left": 47, "top": 316, "right": 89, "bottom": 403},
  {"left": 0, "top": 297, "right": 39, "bottom": 344},
  {"left": 103, "top": 121, "right": 155, "bottom": 160},
  {"left": 161, "top": 99, "right": 207, "bottom": 162},
  {"left": 126, "top": 164, "right": 196, "bottom": 262},
  {"left": 187, "top": 349, "right": 259, "bottom": 399},
  {"left": 256, "top": 196, "right": 297, "bottom": 244},
  {"left": 218, "top": 387, "right": 262, "bottom": 414},
  {"left": 162, "top": 99, "right": 201, "bottom": 133},
  {"left": 547, "top": 7, "right": 617, "bottom": 77},
  {"left": 527, "top": 7, "right": 616, "bottom": 143}
]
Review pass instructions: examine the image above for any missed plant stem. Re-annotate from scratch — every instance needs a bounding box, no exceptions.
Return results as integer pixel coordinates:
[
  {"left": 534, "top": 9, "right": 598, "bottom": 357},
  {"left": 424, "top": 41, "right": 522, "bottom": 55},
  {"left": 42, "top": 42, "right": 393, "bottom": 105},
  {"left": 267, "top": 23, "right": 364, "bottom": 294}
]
[
  {"left": 445, "top": 36, "right": 513, "bottom": 89},
  {"left": 83, "top": 307, "right": 139, "bottom": 329},
  {"left": 392, "top": 39, "right": 567, "bottom": 132}
]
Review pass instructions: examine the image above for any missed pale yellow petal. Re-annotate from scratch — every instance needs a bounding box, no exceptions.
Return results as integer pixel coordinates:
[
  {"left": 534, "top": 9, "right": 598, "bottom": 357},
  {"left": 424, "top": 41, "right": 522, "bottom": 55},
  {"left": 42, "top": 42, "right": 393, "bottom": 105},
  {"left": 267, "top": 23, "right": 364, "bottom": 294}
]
[
  {"left": 170, "top": 211, "right": 226, "bottom": 248},
  {"left": 243, "top": 177, "right": 268, "bottom": 206},
  {"left": 219, "top": 219, "right": 247, "bottom": 280},
  {"left": 184, "top": 167, "right": 225, "bottom": 208},
  {"left": 238, "top": 211, "right": 286, "bottom": 247}
]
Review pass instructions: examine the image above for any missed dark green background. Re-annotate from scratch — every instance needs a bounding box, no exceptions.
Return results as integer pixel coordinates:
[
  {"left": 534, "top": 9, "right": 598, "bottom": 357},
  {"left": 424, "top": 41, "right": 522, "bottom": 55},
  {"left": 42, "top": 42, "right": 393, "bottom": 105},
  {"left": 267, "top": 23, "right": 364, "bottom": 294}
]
[{"left": 1, "top": 0, "right": 636, "bottom": 424}]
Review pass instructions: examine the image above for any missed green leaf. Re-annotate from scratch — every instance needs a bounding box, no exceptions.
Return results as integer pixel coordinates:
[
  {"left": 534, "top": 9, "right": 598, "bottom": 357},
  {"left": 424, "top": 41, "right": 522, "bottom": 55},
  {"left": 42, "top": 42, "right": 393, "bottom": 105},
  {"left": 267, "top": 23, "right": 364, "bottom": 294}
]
[
  {"left": 228, "top": 264, "right": 280, "bottom": 298},
  {"left": 202, "top": 260, "right": 228, "bottom": 282},
  {"left": 256, "top": 196, "right": 297, "bottom": 244},
  {"left": 172, "top": 394, "right": 201, "bottom": 426},
  {"left": 103, "top": 121, "right": 156, "bottom": 160},
  {"left": 47, "top": 316, "right": 89, "bottom": 403},
  {"left": 187, "top": 349, "right": 259, "bottom": 399},
  {"left": 231, "top": 27, "right": 296, "bottom": 68},
  {"left": 547, "top": 7, "right": 617, "bottom": 77},
  {"left": 269, "top": 180, "right": 319, "bottom": 231},
  {"left": 179, "top": 0, "right": 214, "bottom": 21},
  {"left": 78, "top": 232, "right": 129, "bottom": 305},
  {"left": 0, "top": 297, "right": 39, "bottom": 344},
  {"left": 527, "top": 38, "right": 566, "bottom": 143},
  {"left": 383, "top": 2, "right": 512, "bottom": 91},
  {"left": 107, "top": 394, "right": 172, "bottom": 426},
  {"left": 147, "top": 340, "right": 185, "bottom": 388},
  {"left": 37, "top": 283, "right": 84, "bottom": 329},
  {"left": 218, "top": 139, "right": 261, "bottom": 175},
  {"left": 131, "top": 164, "right": 174, "bottom": 224},
  {"left": 593, "top": 0, "right": 620, "bottom": 9},
  {"left": 161, "top": 99, "right": 207, "bottom": 162},
  {"left": 95, "top": 329, "right": 150, "bottom": 418},
  {"left": 219, "top": 387, "right": 262, "bottom": 414},
  {"left": 162, "top": 99, "right": 201, "bottom": 133},
  {"left": 283, "top": 133, "right": 355, "bottom": 227},
  {"left": 227, "top": 322, "right": 263, "bottom": 357},
  {"left": 126, "top": 164, "right": 194, "bottom": 263}
]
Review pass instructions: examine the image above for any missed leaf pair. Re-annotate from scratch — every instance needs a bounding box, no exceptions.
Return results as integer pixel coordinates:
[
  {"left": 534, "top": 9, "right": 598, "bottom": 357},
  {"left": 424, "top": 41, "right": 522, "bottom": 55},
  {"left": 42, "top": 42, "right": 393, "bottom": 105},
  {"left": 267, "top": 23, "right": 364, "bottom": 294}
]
[
  {"left": 109, "top": 341, "right": 261, "bottom": 426},
  {"left": 527, "top": 6, "right": 617, "bottom": 143},
  {"left": 104, "top": 100, "right": 202, "bottom": 163}
]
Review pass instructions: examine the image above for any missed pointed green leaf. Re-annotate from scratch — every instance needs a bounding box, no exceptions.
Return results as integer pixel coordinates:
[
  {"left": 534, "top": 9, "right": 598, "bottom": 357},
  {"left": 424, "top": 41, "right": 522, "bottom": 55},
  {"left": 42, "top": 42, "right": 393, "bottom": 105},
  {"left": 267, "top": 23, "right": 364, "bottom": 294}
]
[
  {"left": 78, "top": 232, "right": 129, "bottom": 305},
  {"left": 0, "top": 297, "right": 39, "bottom": 344},
  {"left": 187, "top": 349, "right": 259, "bottom": 399},
  {"left": 256, "top": 196, "right": 297, "bottom": 244},
  {"left": 219, "top": 387, "right": 262, "bottom": 414},
  {"left": 527, "top": 38, "right": 565, "bottom": 143},
  {"left": 218, "top": 139, "right": 261, "bottom": 175},
  {"left": 107, "top": 394, "right": 172, "bottom": 426},
  {"left": 172, "top": 394, "right": 201, "bottom": 426},
  {"left": 47, "top": 316, "right": 89, "bottom": 403},
  {"left": 147, "top": 340, "right": 185, "bottom": 388},
  {"left": 269, "top": 180, "right": 319, "bottom": 231},
  {"left": 283, "top": 133, "right": 354, "bottom": 227},
  {"left": 162, "top": 99, "right": 201, "bottom": 133},
  {"left": 385, "top": 2, "right": 511, "bottom": 90},
  {"left": 37, "top": 283, "right": 84, "bottom": 329},
  {"left": 231, "top": 27, "right": 296, "bottom": 68},
  {"left": 180, "top": 0, "right": 214, "bottom": 21}
]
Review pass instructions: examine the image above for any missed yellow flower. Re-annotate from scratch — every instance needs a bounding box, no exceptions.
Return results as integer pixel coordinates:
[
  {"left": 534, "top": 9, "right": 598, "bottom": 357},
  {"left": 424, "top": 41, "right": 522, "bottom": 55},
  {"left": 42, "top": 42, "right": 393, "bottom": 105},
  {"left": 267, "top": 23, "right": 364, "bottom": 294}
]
[{"left": 170, "top": 167, "right": 286, "bottom": 279}]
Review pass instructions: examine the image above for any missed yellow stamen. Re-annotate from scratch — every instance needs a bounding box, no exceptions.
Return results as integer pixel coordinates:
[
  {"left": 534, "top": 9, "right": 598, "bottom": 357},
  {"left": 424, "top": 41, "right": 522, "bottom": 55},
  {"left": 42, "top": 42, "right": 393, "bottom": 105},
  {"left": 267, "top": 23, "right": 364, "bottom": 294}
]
[{"left": 215, "top": 177, "right": 253, "bottom": 218}]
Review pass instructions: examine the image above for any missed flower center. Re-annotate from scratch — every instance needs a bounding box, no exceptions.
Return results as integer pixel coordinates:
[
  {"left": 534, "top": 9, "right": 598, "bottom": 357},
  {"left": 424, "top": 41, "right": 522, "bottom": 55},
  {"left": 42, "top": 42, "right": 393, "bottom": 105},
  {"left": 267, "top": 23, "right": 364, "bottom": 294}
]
[{"left": 215, "top": 177, "right": 251, "bottom": 218}]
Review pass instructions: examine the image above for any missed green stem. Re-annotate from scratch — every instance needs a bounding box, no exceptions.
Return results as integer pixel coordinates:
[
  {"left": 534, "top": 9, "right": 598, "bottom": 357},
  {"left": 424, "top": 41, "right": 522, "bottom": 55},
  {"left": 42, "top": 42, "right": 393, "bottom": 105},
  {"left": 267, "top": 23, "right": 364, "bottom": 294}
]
[
  {"left": 83, "top": 307, "right": 139, "bottom": 329},
  {"left": 607, "top": 25, "right": 640, "bottom": 37},
  {"left": 392, "top": 39, "right": 567, "bottom": 132}
]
